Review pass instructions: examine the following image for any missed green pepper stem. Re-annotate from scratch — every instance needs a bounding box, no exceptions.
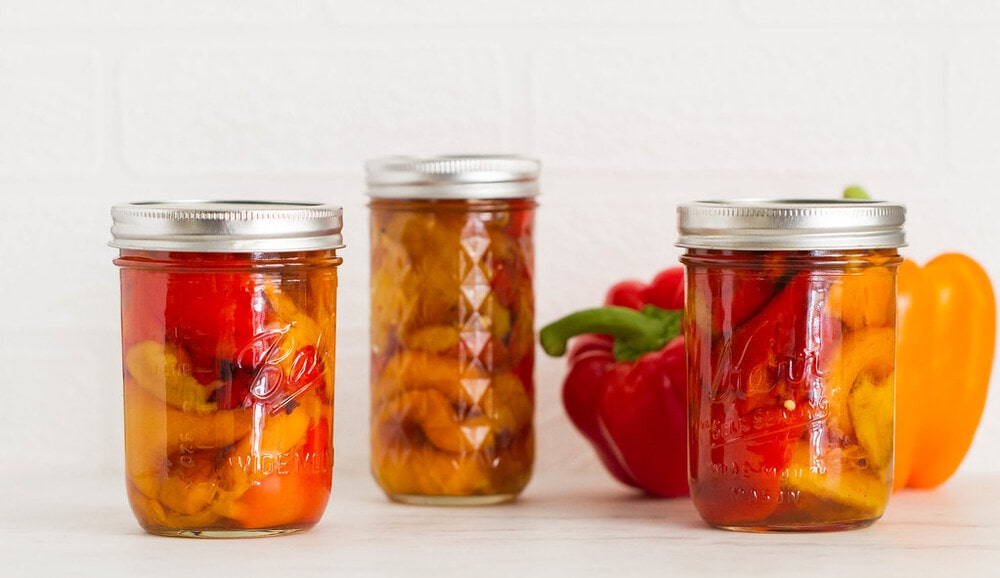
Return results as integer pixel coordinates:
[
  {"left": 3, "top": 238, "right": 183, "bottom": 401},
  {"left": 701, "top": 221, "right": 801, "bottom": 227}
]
[{"left": 540, "top": 305, "right": 682, "bottom": 362}]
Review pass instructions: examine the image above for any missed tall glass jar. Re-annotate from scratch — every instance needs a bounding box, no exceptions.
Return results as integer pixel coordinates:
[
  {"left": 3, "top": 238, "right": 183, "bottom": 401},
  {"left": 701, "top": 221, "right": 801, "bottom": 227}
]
[
  {"left": 677, "top": 199, "right": 905, "bottom": 532},
  {"left": 367, "top": 155, "right": 539, "bottom": 505},
  {"left": 110, "top": 201, "right": 344, "bottom": 538}
]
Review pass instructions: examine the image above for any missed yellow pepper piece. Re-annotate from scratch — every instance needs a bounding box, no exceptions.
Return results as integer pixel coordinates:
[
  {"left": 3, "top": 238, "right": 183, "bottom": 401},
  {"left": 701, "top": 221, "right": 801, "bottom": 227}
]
[
  {"left": 125, "top": 341, "right": 217, "bottom": 412},
  {"left": 376, "top": 388, "right": 494, "bottom": 453},
  {"left": 371, "top": 439, "right": 493, "bottom": 497},
  {"left": 127, "top": 486, "right": 222, "bottom": 531},
  {"left": 785, "top": 443, "right": 890, "bottom": 517},
  {"left": 265, "top": 286, "right": 322, "bottom": 348},
  {"left": 402, "top": 324, "right": 461, "bottom": 353},
  {"left": 219, "top": 390, "right": 319, "bottom": 494},
  {"left": 821, "top": 326, "right": 895, "bottom": 444},
  {"left": 128, "top": 470, "right": 161, "bottom": 504},
  {"left": 264, "top": 284, "right": 334, "bottom": 399},
  {"left": 155, "top": 507, "right": 222, "bottom": 530},
  {"left": 370, "top": 228, "right": 409, "bottom": 352},
  {"left": 373, "top": 350, "right": 484, "bottom": 408},
  {"left": 506, "top": 290, "right": 535, "bottom": 365},
  {"left": 124, "top": 378, "right": 253, "bottom": 477},
  {"left": 478, "top": 372, "right": 533, "bottom": 435},
  {"left": 848, "top": 371, "right": 894, "bottom": 472},
  {"left": 829, "top": 265, "right": 895, "bottom": 330},
  {"left": 156, "top": 452, "right": 220, "bottom": 516},
  {"left": 211, "top": 400, "right": 319, "bottom": 521}
]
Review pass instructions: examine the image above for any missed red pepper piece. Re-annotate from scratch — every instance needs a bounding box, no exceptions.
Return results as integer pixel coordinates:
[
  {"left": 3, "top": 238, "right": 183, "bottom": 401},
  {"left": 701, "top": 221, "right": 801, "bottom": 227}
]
[
  {"left": 164, "top": 269, "right": 265, "bottom": 384},
  {"left": 541, "top": 267, "right": 688, "bottom": 497},
  {"left": 119, "top": 268, "right": 167, "bottom": 349},
  {"left": 711, "top": 271, "right": 841, "bottom": 413},
  {"left": 690, "top": 252, "right": 787, "bottom": 336}
]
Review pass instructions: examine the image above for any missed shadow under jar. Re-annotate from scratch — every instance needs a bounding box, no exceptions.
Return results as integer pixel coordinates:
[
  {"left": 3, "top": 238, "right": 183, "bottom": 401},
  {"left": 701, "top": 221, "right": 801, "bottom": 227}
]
[
  {"left": 367, "top": 155, "right": 539, "bottom": 506},
  {"left": 677, "top": 199, "right": 905, "bottom": 532},
  {"left": 110, "top": 201, "right": 344, "bottom": 538}
]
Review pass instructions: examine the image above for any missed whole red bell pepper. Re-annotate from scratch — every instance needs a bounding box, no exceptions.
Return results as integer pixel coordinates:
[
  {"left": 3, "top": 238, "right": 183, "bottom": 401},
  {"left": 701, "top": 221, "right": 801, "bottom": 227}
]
[{"left": 540, "top": 268, "right": 689, "bottom": 497}]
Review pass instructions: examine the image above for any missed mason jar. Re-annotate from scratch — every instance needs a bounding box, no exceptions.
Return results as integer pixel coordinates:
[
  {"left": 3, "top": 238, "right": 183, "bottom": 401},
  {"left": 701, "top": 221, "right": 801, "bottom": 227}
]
[
  {"left": 677, "top": 199, "right": 905, "bottom": 532},
  {"left": 367, "top": 155, "right": 539, "bottom": 505},
  {"left": 110, "top": 201, "right": 343, "bottom": 537}
]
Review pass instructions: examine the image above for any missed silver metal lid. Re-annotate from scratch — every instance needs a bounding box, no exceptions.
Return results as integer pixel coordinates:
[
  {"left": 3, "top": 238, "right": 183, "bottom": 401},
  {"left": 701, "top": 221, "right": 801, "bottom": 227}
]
[
  {"left": 676, "top": 199, "right": 906, "bottom": 250},
  {"left": 110, "top": 201, "right": 345, "bottom": 252},
  {"left": 366, "top": 155, "right": 540, "bottom": 199}
]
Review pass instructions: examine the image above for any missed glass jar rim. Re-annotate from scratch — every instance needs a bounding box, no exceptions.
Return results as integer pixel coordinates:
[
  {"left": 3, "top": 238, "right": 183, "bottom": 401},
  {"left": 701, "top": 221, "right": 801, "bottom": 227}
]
[
  {"left": 109, "top": 200, "right": 345, "bottom": 252},
  {"left": 676, "top": 198, "right": 906, "bottom": 251}
]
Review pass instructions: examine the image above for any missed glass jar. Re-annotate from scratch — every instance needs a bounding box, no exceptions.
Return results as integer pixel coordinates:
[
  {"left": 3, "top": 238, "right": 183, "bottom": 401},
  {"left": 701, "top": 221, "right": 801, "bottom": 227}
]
[
  {"left": 677, "top": 199, "right": 906, "bottom": 532},
  {"left": 110, "top": 201, "right": 344, "bottom": 538},
  {"left": 367, "top": 155, "right": 539, "bottom": 505}
]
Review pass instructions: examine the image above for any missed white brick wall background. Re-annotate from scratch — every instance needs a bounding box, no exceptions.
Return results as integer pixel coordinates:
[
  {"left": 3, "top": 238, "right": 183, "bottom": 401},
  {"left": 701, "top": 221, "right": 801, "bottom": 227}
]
[{"left": 2, "top": 1, "right": 998, "bottom": 487}]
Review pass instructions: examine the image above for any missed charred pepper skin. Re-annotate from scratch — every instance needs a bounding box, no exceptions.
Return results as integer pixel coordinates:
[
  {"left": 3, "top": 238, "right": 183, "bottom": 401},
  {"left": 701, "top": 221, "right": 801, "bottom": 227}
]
[{"left": 541, "top": 267, "right": 689, "bottom": 498}]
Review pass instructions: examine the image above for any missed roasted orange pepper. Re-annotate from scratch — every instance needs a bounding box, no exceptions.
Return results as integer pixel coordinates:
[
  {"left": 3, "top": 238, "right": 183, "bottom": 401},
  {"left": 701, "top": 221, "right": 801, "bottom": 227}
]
[{"left": 893, "top": 254, "right": 996, "bottom": 490}]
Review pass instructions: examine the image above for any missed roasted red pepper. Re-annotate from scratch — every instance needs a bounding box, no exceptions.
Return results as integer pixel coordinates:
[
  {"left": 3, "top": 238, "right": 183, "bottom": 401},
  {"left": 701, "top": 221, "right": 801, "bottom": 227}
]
[{"left": 540, "top": 268, "right": 689, "bottom": 497}]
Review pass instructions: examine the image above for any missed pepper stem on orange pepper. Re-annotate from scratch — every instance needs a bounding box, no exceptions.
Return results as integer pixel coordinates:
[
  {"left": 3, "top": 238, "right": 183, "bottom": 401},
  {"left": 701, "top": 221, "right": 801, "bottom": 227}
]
[{"left": 540, "top": 304, "right": 682, "bottom": 362}]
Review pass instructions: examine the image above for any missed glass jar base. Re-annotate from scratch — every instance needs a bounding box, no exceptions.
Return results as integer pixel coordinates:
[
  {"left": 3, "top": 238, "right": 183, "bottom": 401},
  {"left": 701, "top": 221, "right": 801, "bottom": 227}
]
[
  {"left": 710, "top": 517, "right": 881, "bottom": 533},
  {"left": 143, "top": 527, "right": 309, "bottom": 539},
  {"left": 388, "top": 493, "right": 518, "bottom": 507}
]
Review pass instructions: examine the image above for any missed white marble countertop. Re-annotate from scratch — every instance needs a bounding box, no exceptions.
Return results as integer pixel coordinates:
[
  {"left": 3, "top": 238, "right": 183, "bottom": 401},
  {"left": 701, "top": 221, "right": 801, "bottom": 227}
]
[{"left": 2, "top": 468, "right": 997, "bottom": 577}]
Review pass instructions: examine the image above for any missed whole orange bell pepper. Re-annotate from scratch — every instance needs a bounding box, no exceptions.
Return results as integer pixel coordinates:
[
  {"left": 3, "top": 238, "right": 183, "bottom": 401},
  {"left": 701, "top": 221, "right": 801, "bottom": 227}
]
[{"left": 893, "top": 253, "right": 995, "bottom": 490}]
